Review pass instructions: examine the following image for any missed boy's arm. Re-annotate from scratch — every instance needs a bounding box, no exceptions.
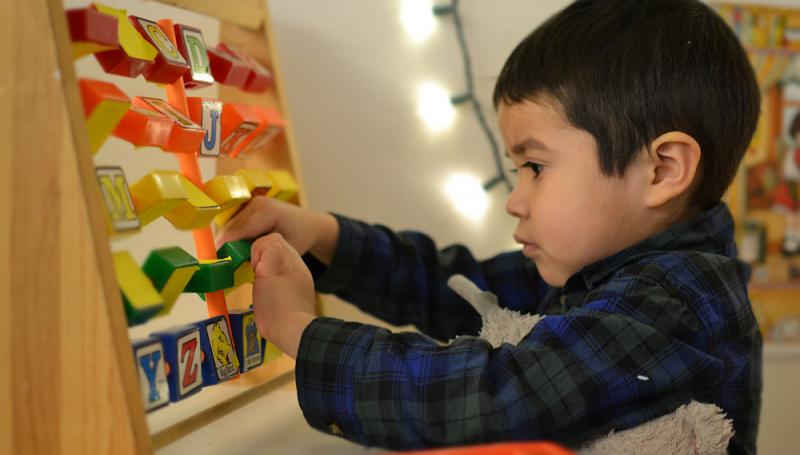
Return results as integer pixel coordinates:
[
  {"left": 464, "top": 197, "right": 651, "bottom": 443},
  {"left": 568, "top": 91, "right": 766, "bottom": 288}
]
[
  {"left": 294, "top": 286, "right": 759, "bottom": 450},
  {"left": 303, "top": 215, "right": 551, "bottom": 341}
]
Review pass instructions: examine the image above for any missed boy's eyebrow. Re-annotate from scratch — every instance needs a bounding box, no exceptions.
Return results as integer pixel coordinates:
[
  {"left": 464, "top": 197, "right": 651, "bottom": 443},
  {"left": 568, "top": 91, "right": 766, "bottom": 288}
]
[{"left": 507, "top": 137, "right": 552, "bottom": 157}]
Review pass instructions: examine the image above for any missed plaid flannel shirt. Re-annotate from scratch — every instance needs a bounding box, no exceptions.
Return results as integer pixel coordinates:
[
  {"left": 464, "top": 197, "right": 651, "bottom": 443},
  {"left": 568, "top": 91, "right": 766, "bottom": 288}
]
[{"left": 299, "top": 202, "right": 762, "bottom": 454}]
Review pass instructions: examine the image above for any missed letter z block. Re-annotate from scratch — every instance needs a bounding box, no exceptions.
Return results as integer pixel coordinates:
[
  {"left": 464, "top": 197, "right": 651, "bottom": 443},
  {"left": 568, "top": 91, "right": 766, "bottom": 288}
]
[
  {"left": 113, "top": 251, "right": 164, "bottom": 326},
  {"left": 142, "top": 247, "right": 199, "bottom": 316},
  {"left": 92, "top": 4, "right": 157, "bottom": 78},
  {"left": 194, "top": 316, "right": 240, "bottom": 385},
  {"left": 132, "top": 338, "right": 170, "bottom": 411},
  {"left": 228, "top": 309, "right": 263, "bottom": 373},
  {"left": 151, "top": 326, "right": 203, "bottom": 401},
  {"left": 129, "top": 172, "right": 188, "bottom": 227}
]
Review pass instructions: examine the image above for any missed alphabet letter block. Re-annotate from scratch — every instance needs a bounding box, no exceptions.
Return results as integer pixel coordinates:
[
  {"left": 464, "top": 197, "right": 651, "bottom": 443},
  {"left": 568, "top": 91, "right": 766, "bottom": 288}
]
[
  {"left": 235, "top": 168, "right": 274, "bottom": 197},
  {"left": 129, "top": 171, "right": 188, "bottom": 227},
  {"left": 204, "top": 175, "right": 251, "bottom": 226},
  {"left": 113, "top": 251, "right": 164, "bottom": 326},
  {"left": 80, "top": 80, "right": 130, "bottom": 154},
  {"left": 92, "top": 4, "right": 157, "bottom": 78},
  {"left": 194, "top": 316, "right": 240, "bottom": 385},
  {"left": 217, "top": 240, "right": 253, "bottom": 292},
  {"left": 265, "top": 169, "right": 299, "bottom": 202},
  {"left": 132, "top": 338, "right": 170, "bottom": 411},
  {"left": 96, "top": 166, "right": 140, "bottom": 235},
  {"left": 129, "top": 16, "right": 190, "bottom": 83},
  {"left": 142, "top": 247, "right": 199, "bottom": 316},
  {"left": 183, "top": 257, "right": 235, "bottom": 293},
  {"left": 220, "top": 103, "right": 260, "bottom": 158},
  {"left": 207, "top": 45, "right": 252, "bottom": 88},
  {"left": 239, "top": 106, "right": 285, "bottom": 157},
  {"left": 133, "top": 97, "right": 205, "bottom": 154},
  {"left": 228, "top": 309, "right": 263, "bottom": 373},
  {"left": 162, "top": 172, "right": 221, "bottom": 229},
  {"left": 112, "top": 106, "right": 173, "bottom": 148},
  {"left": 151, "top": 326, "right": 204, "bottom": 401},
  {"left": 217, "top": 43, "right": 274, "bottom": 93},
  {"left": 186, "top": 97, "right": 223, "bottom": 158},
  {"left": 66, "top": 6, "right": 119, "bottom": 59},
  {"left": 174, "top": 24, "right": 214, "bottom": 89}
]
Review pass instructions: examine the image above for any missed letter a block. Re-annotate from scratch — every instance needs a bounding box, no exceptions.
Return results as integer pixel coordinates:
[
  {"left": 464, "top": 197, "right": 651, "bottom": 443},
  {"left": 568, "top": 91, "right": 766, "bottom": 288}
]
[
  {"left": 113, "top": 251, "right": 164, "bottom": 326},
  {"left": 132, "top": 338, "right": 170, "bottom": 411},
  {"left": 186, "top": 97, "right": 223, "bottom": 158},
  {"left": 96, "top": 166, "right": 140, "bottom": 235},
  {"left": 229, "top": 309, "right": 263, "bottom": 373},
  {"left": 151, "top": 326, "right": 203, "bottom": 402},
  {"left": 66, "top": 6, "right": 119, "bottom": 59},
  {"left": 79, "top": 79, "right": 130, "bottom": 154},
  {"left": 130, "top": 16, "right": 190, "bottom": 84},
  {"left": 129, "top": 172, "right": 188, "bottom": 227},
  {"left": 194, "top": 316, "right": 240, "bottom": 385},
  {"left": 92, "top": 4, "right": 157, "bottom": 78},
  {"left": 204, "top": 175, "right": 251, "bottom": 226},
  {"left": 174, "top": 24, "right": 214, "bottom": 89},
  {"left": 142, "top": 247, "right": 199, "bottom": 316}
]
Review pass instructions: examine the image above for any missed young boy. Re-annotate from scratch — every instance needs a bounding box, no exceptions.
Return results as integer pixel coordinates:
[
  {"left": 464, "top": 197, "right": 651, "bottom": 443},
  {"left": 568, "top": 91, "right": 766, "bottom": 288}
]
[{"left": 217, "top": 0, "right": 762, "bottom": 452}]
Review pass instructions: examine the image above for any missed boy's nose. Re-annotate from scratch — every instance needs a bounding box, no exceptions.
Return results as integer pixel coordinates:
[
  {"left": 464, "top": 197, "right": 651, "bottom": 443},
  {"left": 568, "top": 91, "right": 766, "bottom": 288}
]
[{"left": 505, "top": 182, "right": 529, "bottom": 219}]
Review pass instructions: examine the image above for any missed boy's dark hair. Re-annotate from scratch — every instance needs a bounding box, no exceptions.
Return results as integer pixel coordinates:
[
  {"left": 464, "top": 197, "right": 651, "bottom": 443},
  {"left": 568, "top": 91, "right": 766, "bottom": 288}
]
[
  {"left": 493, "top": 0, "right": 760, "bottom": 211},
  {"left": 790, "top": 112, "right": 800, "bottom": 140}
]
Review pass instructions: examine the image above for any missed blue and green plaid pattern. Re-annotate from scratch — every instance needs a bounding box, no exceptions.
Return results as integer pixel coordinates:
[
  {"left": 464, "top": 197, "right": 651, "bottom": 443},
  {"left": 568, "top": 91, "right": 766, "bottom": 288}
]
[{"left": 298, "top": 203, "right": 761, "bottom": 454}]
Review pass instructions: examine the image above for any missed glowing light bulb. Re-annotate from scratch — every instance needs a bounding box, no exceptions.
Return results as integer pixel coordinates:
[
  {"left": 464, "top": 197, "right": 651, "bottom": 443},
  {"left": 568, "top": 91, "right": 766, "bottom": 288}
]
[
  {"left": 417, "top": 81, "right": 456, "bottom": 132},
  {"left": 444, "top": 173, "right": 489, "bottom": 222},
  {"left": 401, "top": 0, "right": 437, "bottom": 44}
]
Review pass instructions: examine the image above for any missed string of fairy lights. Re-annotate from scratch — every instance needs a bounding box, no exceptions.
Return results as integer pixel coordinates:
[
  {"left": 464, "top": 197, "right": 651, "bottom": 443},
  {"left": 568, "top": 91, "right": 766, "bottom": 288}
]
[{"left": 401, "top": 0, "right": 512, "bottom": 221}]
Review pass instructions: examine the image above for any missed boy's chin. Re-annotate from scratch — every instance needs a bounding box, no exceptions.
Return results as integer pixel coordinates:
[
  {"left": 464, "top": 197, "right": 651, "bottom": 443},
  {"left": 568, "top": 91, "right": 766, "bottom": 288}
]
[{"left": 536, "top": 263, "right": 570, "bottom": 288}]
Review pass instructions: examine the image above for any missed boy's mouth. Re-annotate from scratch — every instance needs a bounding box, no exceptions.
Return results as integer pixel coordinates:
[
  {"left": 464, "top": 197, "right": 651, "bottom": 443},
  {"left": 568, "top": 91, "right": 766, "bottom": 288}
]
[{"left": 514, "top": 234, "right": 541, "bottom": 257}]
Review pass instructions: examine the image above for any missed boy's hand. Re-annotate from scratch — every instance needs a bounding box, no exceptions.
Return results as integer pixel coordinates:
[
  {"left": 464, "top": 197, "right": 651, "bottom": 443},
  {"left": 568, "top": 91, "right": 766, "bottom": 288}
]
[
  {"left": 251, "top": 233, "right": 317, "bottom": 358},
  {"left": 216, "top": 197, "right": 339, "bottom": 264}
]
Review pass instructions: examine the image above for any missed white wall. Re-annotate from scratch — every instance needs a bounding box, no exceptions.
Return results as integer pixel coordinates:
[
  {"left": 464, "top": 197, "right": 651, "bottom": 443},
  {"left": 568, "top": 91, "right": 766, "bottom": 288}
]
[{"left": 268, "top": 0, "right": 568, "bottom": 259}]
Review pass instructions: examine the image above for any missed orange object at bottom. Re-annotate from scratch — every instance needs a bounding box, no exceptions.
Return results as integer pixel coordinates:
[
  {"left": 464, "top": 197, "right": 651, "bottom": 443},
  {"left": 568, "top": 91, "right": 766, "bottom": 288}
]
[{"left": 389, "top": 442, "right": 574, "bottom": 455}]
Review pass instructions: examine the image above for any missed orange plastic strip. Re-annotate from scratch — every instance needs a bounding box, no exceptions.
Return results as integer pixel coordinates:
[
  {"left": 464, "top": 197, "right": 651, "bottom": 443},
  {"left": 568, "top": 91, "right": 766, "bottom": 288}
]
[{"left": 159, "top": 19, "right": 230, "bottom": 325}]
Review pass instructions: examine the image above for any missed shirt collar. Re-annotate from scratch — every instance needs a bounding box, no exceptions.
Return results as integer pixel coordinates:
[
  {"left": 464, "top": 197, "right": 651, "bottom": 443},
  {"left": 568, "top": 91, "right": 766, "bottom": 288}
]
[{"left": 564, "top": 202, "right": 738, "bottom": 291}]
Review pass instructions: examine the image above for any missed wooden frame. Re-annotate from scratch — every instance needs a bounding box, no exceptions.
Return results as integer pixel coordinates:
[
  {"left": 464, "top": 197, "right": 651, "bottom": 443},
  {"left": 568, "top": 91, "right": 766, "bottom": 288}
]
[{"left": 1, "top": 1, "right": 303, "bottom": 452}]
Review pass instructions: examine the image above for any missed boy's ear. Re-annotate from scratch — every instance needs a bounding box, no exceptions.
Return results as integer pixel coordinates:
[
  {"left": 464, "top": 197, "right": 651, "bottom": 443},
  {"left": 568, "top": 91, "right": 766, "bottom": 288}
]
[{"left": 644, "top": 131, "right": 701, "bottom": 208}]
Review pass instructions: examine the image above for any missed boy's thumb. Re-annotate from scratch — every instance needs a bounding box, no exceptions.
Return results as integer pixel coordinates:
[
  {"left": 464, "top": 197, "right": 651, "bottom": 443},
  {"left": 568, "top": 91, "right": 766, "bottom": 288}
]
[{"left": 252, "top": 233, "right": 289, "bottom": 279}]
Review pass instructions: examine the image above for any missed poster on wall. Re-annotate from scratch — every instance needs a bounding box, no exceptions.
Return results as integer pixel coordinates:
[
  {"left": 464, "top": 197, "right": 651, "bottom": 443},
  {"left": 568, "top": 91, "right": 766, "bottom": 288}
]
[{"left": 715, "top": 3, "right": 800, "bottom": 340}]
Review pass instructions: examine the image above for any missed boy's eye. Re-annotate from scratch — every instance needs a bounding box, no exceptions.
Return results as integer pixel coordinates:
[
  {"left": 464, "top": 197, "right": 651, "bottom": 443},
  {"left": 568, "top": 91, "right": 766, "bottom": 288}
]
[{"left": 509, "top": 162, "right": 544, "bottom": 179}]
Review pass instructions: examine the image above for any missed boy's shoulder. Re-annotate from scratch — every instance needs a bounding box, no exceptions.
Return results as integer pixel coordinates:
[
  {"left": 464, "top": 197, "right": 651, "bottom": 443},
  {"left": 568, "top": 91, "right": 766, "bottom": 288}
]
[{"left": 582, "top": 249, "right": 752, "bottom": 341}]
